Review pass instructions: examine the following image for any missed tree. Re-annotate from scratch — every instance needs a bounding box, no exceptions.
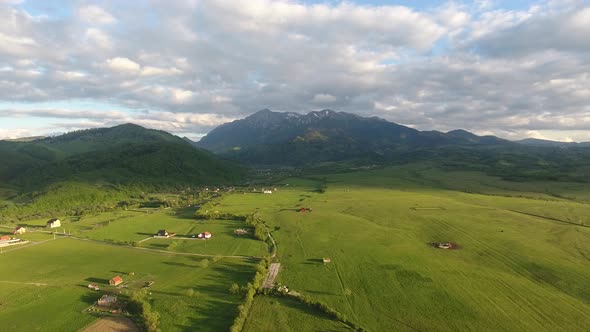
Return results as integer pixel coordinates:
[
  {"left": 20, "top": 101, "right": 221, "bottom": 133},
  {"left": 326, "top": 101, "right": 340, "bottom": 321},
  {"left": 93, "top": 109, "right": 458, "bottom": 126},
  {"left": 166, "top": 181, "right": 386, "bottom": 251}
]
[
  {"left": 229, "top": 283, "right": 240, "bottom": 295},
  {"left": 199, "top": 258, "right": 209, "bottom": 268}
]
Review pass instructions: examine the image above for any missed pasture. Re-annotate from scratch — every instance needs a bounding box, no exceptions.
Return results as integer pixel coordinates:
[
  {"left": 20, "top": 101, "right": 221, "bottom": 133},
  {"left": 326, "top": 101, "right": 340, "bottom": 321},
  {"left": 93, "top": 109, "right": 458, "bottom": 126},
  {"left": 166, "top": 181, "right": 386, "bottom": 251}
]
[
  {"left": 242, "top": 296, "right": 349, "bottom": 331},
  {"left": 214, "top": 165, "right": 590, "bottom": 331},
  {"left": 2, "top": 164, "right": 590, "bottom": 331},
  {"left": 0, "top": 238, "right": 258, "bottom": 331}
]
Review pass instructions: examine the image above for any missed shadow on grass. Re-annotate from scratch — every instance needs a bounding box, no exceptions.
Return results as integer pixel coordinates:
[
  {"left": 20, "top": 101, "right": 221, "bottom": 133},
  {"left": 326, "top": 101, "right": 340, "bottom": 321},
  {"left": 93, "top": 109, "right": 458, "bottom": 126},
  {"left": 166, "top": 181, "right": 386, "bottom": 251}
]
[
  {"left": 80, "top": 292, "right": 99, "bottom": 305},
  {"left": 162, "top": 261, "right": 195, "bottom": 268},
  {"left": 173, "top": 207, "right": 199, "bottom": 220},
  {"left": 85, "top": 277, "right": 109, "bottom": 284},
  {"left": 175, "top": 300, "right": 238, "bottom": 332}
]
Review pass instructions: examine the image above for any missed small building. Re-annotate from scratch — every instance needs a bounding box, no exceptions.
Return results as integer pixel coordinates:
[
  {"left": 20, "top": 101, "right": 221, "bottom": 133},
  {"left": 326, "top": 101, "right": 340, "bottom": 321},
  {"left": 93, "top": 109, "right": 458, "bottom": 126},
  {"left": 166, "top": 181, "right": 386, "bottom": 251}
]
[
  {"left": 234, "top": 229, "right": 249, "bottom": 236},
  {"left": 156, "top": 230, "right": 169, "bottom": 237},
  {"left": 88, "top": 284, "right": 100, "bottom": 291},
  {"left": 46, "top": 218, "right": 61, "bottom": 228},
  {"left": 13, "top": 226, "right": 26, "bottom": 235},
  {"left": 263, "top": 190, "right": 273, "bottom": 194},
  {"left": 97, "top": 295, "right": 118, "bottom": 307},
  {"left": 0, "top": 235, "right": 10, "bottom": 241},
  {"left": 109, "top": 276, "right": 123, "bottom": 286},
  {"left": 198, "top": 232, "right": 212, "bottom": 239},
  {"left": 323, "top": 258, "right": 331, "bottom": 264},
  {"left": 298, "top": 207, "right": 312, "bottom": 213}
]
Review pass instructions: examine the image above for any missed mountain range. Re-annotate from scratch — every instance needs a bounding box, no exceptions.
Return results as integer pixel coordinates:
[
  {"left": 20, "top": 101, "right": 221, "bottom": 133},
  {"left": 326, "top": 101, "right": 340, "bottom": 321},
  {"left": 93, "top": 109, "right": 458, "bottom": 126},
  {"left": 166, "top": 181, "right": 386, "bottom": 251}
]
[{"left": 195, "top": 109, "right": 513, "bottom": 164}]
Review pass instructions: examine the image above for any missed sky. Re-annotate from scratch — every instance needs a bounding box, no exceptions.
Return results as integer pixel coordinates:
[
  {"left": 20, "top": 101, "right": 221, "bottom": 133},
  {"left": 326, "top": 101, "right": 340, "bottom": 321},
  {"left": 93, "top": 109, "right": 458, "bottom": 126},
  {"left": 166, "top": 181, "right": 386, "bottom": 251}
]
[{"left": 0, "top": 0, "right": 589, "bottom": 142}]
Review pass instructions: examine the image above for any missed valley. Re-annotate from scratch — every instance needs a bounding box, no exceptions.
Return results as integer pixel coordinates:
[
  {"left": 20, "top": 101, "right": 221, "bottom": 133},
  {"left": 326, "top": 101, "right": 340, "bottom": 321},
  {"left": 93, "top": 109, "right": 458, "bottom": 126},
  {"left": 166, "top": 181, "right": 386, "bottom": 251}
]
[{"left": 1, "top": 164, "right": 590, "bottom": 331}]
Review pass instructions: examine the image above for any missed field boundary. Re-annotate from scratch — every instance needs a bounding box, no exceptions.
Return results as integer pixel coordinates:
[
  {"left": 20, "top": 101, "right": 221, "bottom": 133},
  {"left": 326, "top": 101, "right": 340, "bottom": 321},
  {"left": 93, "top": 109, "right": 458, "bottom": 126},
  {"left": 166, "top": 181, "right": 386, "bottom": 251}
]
[
  {"left": 508, "top": 210, "right": 589, "bottom": 228},
  {"left": 69, "top": 236, "right": 263, "bottom": 259}
]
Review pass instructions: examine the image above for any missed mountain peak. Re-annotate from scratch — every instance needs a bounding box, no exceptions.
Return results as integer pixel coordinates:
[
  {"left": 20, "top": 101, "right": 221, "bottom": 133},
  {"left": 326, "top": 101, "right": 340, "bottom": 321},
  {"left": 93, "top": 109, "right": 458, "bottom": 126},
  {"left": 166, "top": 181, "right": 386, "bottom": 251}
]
[
  {"left": 309, "top": 109, "right": 337, "bottom": 118},
  {"left": 447, "top": 129, "right": 477, "bottom": 138}
]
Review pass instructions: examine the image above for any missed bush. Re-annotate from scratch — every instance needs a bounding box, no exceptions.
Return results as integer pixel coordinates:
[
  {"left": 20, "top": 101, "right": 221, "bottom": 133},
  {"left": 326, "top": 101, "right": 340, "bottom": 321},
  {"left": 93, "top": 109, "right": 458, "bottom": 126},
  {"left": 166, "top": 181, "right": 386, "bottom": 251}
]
[
  {"left": 229, "top": 283, "right": 240, "bottom": 295},
  {"left": 199, "top": 259, "right": 209, "bottom": 268}
]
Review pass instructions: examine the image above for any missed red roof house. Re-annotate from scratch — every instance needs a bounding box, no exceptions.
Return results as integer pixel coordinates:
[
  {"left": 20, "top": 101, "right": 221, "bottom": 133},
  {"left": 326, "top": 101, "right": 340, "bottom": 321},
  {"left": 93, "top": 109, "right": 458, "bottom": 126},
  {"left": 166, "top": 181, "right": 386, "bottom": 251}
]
[{"left": 109, "top": 276, "right": 123, "bottom": 286}]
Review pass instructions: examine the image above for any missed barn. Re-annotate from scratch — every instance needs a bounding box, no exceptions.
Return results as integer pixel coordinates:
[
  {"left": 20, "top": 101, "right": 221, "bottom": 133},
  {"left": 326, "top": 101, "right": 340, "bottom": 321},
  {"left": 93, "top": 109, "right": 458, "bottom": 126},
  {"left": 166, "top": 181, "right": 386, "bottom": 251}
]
[
  {"left": 46, "top": 218, "right": 61, "bottom": 228},
  {"left": 13, "top": 226, "right": 26, "bottom": 235},
  {"left": 109, "top": 276, "right": 123, "bottom": 286}
]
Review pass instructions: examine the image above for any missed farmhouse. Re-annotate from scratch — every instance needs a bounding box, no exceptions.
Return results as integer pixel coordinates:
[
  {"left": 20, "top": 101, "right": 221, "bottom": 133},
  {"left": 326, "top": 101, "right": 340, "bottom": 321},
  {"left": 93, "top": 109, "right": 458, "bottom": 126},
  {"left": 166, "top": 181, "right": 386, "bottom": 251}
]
[
  {"left": 234, "top": 229, "right": 249, "bottom": 236},
  {"left": 263, "top": 190, "right": 273, "bottom": 194},
  {"left": 46, "top": 218, "right": 61, "bottom": 228},
  {"left": 13, "top": 226, "right": 26, "bottom": 235},
  {"left": 88, "top": 284, "right": 100, "bottom": 291},
  {"left": 198, "top": 231, "right": 212, "bottom": 239},
  {"left": 97, "top": 295, "right": 118, "bottom": 307},
  {"left": 323, "top": 258, "right": 331, "bottom": 264},
  {"left": 156, "top": 230, "right": 168, "bottom": 237},
  {"left": 109, "top": 276, "right": 123, "bottom": 286},
  {"left": 298, "top": 207, "right": 312, "bottom": 213}
]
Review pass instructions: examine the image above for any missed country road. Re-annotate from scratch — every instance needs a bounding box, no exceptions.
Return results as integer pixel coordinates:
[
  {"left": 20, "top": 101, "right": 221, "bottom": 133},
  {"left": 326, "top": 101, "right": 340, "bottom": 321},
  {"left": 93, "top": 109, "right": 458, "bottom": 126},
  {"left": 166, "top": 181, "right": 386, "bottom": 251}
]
[{"left": 262, "top": 263, "right": 281, "bottom": 289}]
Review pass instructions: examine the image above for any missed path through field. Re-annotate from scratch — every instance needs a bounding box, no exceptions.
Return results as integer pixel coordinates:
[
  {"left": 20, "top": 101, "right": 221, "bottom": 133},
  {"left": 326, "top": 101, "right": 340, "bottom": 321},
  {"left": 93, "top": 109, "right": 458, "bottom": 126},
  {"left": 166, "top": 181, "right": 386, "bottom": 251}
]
[
  {"left": 0, "top": 280, "right": 48, "bottom": 286},
  {"left": 262, "top": 263, "right": 281, "bottom": 289}
]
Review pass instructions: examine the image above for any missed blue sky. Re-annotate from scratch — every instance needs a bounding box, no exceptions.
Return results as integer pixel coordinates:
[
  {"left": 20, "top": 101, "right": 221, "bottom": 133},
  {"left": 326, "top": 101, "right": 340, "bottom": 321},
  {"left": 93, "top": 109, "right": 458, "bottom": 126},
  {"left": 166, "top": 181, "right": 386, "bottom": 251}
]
[{"left": 0, "top": 0, "right": 589, "bottom": 142}]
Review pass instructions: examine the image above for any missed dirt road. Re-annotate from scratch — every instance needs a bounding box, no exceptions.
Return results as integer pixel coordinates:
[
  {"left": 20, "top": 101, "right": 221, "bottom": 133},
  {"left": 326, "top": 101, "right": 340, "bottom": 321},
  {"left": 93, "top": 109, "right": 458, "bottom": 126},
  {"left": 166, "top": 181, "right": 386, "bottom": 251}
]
[{"left": 262, "top": 263, "right": 281, "bottom": 289}]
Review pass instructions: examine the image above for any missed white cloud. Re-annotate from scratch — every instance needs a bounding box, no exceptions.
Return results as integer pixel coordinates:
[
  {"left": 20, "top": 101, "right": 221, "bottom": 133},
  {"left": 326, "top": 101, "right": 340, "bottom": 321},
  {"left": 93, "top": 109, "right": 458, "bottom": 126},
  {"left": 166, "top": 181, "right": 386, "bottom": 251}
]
[
  {"left": 85, "top": 28, "right": 112, "bottom": 49},
  {"left": 78, "top": 5, "right": 116, "bottom": 25},
  {"left": 0, "top": 1, "right": 589, "bottom": 142},
  {"left": 105, "top": 57, "right": 141, "bottom": 74},
  {"left": 140, "top": 66, "right": 182, "bottom": 76}
]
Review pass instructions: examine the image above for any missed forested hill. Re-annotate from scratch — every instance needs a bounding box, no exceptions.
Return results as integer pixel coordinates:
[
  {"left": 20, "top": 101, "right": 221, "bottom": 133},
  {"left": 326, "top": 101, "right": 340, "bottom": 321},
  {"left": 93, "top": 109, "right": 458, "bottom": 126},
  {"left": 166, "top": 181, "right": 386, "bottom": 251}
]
[{"left": 0, "top": 123, "right": 244, "bottom": 188}]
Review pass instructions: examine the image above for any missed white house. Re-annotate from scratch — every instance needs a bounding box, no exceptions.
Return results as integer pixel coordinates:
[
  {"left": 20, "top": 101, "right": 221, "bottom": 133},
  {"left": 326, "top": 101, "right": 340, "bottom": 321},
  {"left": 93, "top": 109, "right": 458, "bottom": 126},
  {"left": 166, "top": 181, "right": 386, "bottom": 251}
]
[
  {"left": 46, "top": 218, "right": 61, "bottom": 228},
  {"left": 263, "top": 190, "right": 273, "bottom": 194},
  {"left": 13, "top": 226, "right": 26, "bottom": 235},
  {"left": 198, "top": 232, "right": 212, "bottom": 239}
]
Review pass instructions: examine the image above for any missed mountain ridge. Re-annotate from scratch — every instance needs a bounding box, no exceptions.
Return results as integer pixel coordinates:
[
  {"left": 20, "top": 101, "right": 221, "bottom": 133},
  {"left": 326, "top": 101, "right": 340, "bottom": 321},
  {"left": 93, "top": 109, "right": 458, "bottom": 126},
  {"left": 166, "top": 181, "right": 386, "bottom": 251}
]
[{"left": 195, "top": 109, "right": 512, "bottom": 161}]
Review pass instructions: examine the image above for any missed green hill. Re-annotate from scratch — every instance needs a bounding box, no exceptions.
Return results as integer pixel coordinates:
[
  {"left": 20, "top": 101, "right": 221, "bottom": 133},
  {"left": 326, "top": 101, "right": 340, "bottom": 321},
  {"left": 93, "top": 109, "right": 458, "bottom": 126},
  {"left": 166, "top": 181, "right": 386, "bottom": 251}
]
[{"left": 0, "top": 124, "right": 244, "bottom": 220}]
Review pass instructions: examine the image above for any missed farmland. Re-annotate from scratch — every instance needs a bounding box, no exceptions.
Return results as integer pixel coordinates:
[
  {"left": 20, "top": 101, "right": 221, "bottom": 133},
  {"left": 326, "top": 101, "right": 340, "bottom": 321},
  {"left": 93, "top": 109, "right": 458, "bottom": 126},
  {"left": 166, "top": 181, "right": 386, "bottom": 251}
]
[
  {"left": 0, "top": 238, "right": 259, "bottom": 331},
  {"left": 207, "top": 164, "right": 590, "bottom": 331},
  {"left": 1, "top": 163, "right": 590, "bottom": 331}
]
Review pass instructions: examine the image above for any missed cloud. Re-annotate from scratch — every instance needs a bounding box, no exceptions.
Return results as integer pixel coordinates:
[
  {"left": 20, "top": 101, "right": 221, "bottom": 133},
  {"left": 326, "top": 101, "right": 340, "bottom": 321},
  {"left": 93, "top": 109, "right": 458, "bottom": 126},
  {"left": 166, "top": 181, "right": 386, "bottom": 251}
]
[
  {"left": 312, "top": 93, "right": 337, "bottom": 104},
  {"left": 0, "top": 0, "right": 589, "bottom": 142},
  {"left": 105, "top": 57, "right": 141, "bottom": 74},
  {"left": 0, "top": 107, "right": 235, "bottom": 139},
  {"left": 78, "top": 5, "right": 116, "bottom": 25}
]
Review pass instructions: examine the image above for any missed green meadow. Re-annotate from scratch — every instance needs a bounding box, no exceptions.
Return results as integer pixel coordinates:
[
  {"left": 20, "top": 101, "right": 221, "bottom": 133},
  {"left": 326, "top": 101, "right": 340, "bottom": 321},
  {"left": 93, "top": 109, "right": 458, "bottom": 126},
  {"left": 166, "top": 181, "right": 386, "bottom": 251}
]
[
  {"left": 242, "top": 296, "right": 350, "bottom": 331},
  {"left": 208, "top": 165, "right": 590, "bottom": 331},
  {"left": 0, "top": 238, "right": 258, "bottom": 332},
  {"left": 1, "top": 164, "right": 590, "bottom": 331}
]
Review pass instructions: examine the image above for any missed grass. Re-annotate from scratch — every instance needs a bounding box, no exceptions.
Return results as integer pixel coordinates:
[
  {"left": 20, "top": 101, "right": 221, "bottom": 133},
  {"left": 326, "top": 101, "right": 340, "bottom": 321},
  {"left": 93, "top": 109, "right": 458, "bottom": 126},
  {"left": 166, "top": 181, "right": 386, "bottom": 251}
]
[
  {"left": 7, "top": 207, "right": 268, "bottom": 257},
  {"left": 242, "top": 295, "right": 350, "bottom": 331},
  {"left": 212, "top": 165, "right": 590, "bottom": 331},
  {"left": 3, "top": 163, "right": 590, "bottom": 331},
  {"left": 0, "top": 238, "right": 258, "bottom": 332}
]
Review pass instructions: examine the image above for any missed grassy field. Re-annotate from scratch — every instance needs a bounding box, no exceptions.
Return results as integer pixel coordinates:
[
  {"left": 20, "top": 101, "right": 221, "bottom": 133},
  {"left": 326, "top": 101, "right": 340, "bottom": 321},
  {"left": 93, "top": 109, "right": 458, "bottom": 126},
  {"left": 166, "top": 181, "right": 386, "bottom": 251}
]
[
  {"left": 242, "top": 296, "right": 350, "bottom": 331},
  {"left": 207, "top": 165, "right": 590, "bottom": 331},
  {"left": 0, "top": 238, "right": 258, "bottom": 331},
  {"left": 2, "top": 164, "right": 590, "bottom": 331}
]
